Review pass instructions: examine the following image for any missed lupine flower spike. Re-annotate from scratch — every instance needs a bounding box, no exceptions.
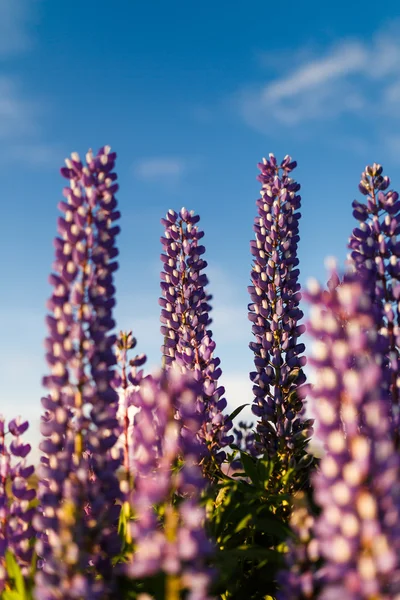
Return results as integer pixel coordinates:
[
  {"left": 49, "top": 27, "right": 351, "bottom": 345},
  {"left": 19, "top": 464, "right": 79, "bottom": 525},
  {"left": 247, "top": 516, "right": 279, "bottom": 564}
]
[
  {"left": 115, "top": 330, "right": 147, "bottom": 543},
  {"left": 248, "top": 154, "right": 313, "bottom": 491},
  {"left": 277, "top": 491, "right": 320, "bottom": 600},
  {"left": 160, "top": 208, "right": 233, "bottom": 472},
  {"left": 305, "top": 268, "right": 400, "bottom": 598},
  {"left": 35, "top": 147, "right": 122, "bottom": 599},
  {"left": 349, "top": 163, "right": 400, "bottom": 446},
  {"left": 0, "top": 416, "right": 35, "bottom": 594},
  {"left": 126, "top": 370, "right": 214, "bottom": 600}
]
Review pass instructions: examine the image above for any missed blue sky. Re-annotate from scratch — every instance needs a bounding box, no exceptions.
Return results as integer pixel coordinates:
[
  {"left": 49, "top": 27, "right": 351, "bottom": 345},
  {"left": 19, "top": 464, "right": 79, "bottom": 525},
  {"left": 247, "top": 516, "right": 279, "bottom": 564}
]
[{"left": 1, "top": 0, "right": 400, "bottom": 453}]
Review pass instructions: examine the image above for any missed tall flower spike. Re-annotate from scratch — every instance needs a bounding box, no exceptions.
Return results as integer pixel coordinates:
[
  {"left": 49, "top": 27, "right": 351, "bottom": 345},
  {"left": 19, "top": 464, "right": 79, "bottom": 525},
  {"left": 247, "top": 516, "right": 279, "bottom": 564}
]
[
  {"left": 35, "top": 147, "right": 122, "bottom": 599},
  {"left": 277, "top": 491, "right": 320, "bottom": 600},
  {"left": 0, "top": 416, "right": 36, "bottom": 594},
  {"left": 349, "top": 163, "right": 400, "bottom": 445},
  {"left": 248, "top": 154, "right": 313, "bottom": 483},
  {"left": 115, "top": 331, "right": 146, "bottom": 480},
  {"left": 115, "top": 330, "right": 147, "bottom": 541},
  {"left": 126, "top": 370, "right": 214, "bottom": 600},
  {"left": 305, "top": 270, "right": 400, "bottom": 598},
  {"left": 159, "top": 208, "right": 233, "bottom": 469}
]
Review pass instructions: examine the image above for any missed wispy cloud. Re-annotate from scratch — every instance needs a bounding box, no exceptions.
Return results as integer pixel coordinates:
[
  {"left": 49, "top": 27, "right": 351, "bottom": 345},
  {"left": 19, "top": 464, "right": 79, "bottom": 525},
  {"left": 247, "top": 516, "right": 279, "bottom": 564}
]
[
  {"left": 133, "top": 157, "right": 186, "bottom": 181},
  {"left": 0, "top": 2, "right": 59, "bottom": 170},
  {"left": 206, "top": 265, "right": 249, "bottom": 345},
  {"left": 221, "top": 372, "right": 253, "bottom": 422},
  {"left": 0, "top": 76, "right": 58, "bottom": 169},
  {"left": 264, "top": 42, "right": 367, "bottom": 103},
  {"left": 0, "top": 0, "right": 39, "bottom": 57},
  {"left": 6, "top": 142, "right": 64, "bottom": 168},
  {"left": 0, "top": 307, "right": 46, "bottom": 456},
  {"left": 236, "top": 24, "right": 400, "bottom": 133},
  {"left": 0, "top": 76, "right": 37, "bottom": 138}
]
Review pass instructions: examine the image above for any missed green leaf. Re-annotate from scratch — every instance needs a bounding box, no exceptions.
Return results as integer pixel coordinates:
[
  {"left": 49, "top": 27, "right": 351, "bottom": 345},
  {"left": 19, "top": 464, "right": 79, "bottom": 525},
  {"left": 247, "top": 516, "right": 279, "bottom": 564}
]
[
  {"left": 29, "top": 550, "right": 37, "bottom": 578},
  {"left": 234, "top": 513, "right": 253, "bottom": 533},
  {"left": 219, "top": 544, "right": 282, "bottom": 563},
  {"left": 229, "top": 443, "right": 241, "bottom": 451},
  {"left": 5, "top": 551, "right": 26, "bottom": 597},
  {"left": 240, "top": 453, "right": 259, "bottom": 484},
  {"left": 2, "top": 591, "right": 22, "bottom": 600},
  {"left": 259, "top": 460, "right": 274, "bottom": 487},
  {"left": 254, "top": 515, "right": 291, "bottom": 540},
  {"left": 231, "top": 471, "right": 246, "bottom": 478},
  {"left": 229, "top": 404, "right": 250, "bottom": 422}
]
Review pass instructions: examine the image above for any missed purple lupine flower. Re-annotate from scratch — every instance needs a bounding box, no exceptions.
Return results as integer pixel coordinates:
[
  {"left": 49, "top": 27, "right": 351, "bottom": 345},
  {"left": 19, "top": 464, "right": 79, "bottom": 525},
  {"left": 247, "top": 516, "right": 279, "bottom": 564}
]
[
  {"left": 248, "top": 154, "right": 313, "bottom": 477},
  {"left": 305, "top": 269, "right": 400, "bottom": 598},
  {"left": 277, "top": 491, "right": 320, "bottom": 600},
  {"left": 233, "top": 421, "right": 256, "bottom": 455},
  {"left": 126, "top": 370, "right": 214, "bottom": 600},
  {"left": 115, "top": 331, "right": 146, "bottom": 481},
  {"left": 115, "top": 330, "right": 147, "bottom": 539},
  {"left": 348, "top": 163, "right": 400, "bottom": 445},
  {"left": 35, "top": 147, "right": 122, "bottom": 599},
  {"left": 0, "top": 416, "right": 35, "bottom": 593},
  {"left": 159, "top": 208, "right": 233, "bottom": 469}
]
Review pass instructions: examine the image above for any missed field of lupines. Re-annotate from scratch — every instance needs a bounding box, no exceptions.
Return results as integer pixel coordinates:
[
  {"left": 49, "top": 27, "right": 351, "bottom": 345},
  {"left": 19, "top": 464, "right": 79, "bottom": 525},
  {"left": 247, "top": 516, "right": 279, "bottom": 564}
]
[{"left": 1, "top": 145, "right": 399, "bottom": 600}]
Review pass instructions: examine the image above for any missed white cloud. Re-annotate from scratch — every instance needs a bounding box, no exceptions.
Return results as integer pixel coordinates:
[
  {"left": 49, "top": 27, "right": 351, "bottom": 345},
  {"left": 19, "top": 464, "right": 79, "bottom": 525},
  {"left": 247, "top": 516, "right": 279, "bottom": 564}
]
[
  {"left": 0, "top": 77, "right": 59, "bottom": 169},
  {"left": 264, "top": 42, "right": 367, "bottom": 102},
  {"left": 6, "top": 142, "right": 64, "bottom": 167},
  {"left": 0, "top": 76, "right": 37, "bottom": 138},
  {"left": 0, "top": 0, "right": 39, "bottom": 57},
  {"left": 221, "top": 372, "right": 254, "bottom": 425},
  {"left": 0, "top": 2, "right": 58, "bottom": 169},
  {"left": 212, "top": 305, "right": 248, "bottom": 343},
  {"left": 191, "top": 105, "right": 213, "bottom": 123},
  {"left": 134, "top": 157, "right": 186, "bottom": 181},
  {"left": 205, "top": 265, "right": 249, "bottom": 345},
  {"left": 237, "top": 24, "right": 400, "bottom": 131},
  {"left": 382, "top": 134, "right": 400, "bottom": 163}
]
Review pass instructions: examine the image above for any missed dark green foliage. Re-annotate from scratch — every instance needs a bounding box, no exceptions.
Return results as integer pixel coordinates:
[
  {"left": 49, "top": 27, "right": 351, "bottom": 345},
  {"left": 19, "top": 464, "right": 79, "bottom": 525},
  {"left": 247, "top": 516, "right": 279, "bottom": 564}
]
[{"left": 206, "top": 452, "right": 294, "bottom": 599}]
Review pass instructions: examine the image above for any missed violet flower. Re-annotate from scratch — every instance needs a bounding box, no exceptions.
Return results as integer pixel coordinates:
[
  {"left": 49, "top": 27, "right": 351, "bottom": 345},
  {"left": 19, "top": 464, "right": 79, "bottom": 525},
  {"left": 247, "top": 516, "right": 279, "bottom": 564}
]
[
  {"left": 248, "top": 154, "right": 313, "bottom": 479},
  {"left": 35, "top": 147, "right": 122, "bottom": 599},
  {"left": 0, "top": 416, "right": 35, "bottom": 593},
  {"left": 115, "top": 330, "right": 147, "bottom": 541},
  {"left": 348, "top": 163, "right": 400, "bottom": 445},
  {"left": 115, "top": 331, "right": 146, "bottom": 481},
  {"left": 233, "top": 421, "right": 256, "bottom": 455},
  {"left": 126, "top": 370, "right": 214, "bottom": 600},
  {"left": 277, "top": 491, "right": 320, "bottom": 600},
  {"left": 305, "top": 269, "right": 400, "bottom": 598},
  {"left": 159, "top": 208, "right": 233, "bottom": 469}
]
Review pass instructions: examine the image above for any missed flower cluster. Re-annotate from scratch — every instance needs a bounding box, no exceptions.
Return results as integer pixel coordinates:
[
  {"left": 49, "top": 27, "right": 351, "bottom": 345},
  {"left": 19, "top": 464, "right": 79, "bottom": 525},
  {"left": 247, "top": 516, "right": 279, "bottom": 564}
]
[
  {"left": 0, "top": 417, "right": 35, "bottom": 593},
  {"left": 126, "top": 370, "right": 214, "bottom": 600},
  {"left": 349, "top": 163, "right": 400, "bottom": 444},
  {"left": 277, "top": 491, "right": 320, "bottom": 600},
  {"left": 305, "top": 270, "right": 400, "bottom": 598},
  {"left": 7, "top": 143, "right": 400, "bottom": 600},
  {"left": 115, "top": 331, "right": 146, "bottom": 489},
  {"left": 159, "top": 208, "right": 233, "bottom": 467},
  {"left": 35, "top": 147, "right": 122, "bottom": 598},
  {"left": 248, "top": 154, "right": 312, "bottom": 475},
  {"left": 233, "top": 421, "right": 256, "bottom": 455}
]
